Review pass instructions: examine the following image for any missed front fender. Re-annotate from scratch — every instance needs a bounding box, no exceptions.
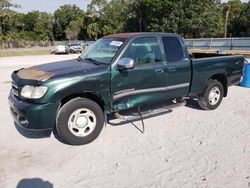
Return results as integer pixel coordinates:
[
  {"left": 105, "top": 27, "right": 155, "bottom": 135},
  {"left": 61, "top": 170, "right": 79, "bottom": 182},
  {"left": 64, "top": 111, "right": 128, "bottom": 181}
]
[{"left": 40, "top": 73, "right": 111, "bottom": 111}]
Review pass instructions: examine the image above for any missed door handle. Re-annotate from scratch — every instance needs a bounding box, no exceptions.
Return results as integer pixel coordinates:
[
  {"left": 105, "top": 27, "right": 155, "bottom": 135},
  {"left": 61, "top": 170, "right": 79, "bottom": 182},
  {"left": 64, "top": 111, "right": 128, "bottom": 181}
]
[
  {"left": 155, "top": 68, "right": 164, "bottom": 73},
  {"left": 168, "top": 67, "right": 176, "bottom": 72}
]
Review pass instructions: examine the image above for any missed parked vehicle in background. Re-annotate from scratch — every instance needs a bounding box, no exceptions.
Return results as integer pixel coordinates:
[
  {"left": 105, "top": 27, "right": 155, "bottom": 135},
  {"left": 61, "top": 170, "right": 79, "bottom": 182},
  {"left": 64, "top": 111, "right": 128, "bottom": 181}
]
[
  {"left": 9, "top": 32, "right": 245, "bottom": 145},
  {"left": 52, "top": 42, "right": 95, "bottom": 55},
  {"left": 66, "top": 43, "right": 83, "bottom": 53},
  {"left": 54, "top": 45, "right": 69, "bottom": 54},
  {"left": 53, "top": 43, "right": 81, "bottom": 54}
]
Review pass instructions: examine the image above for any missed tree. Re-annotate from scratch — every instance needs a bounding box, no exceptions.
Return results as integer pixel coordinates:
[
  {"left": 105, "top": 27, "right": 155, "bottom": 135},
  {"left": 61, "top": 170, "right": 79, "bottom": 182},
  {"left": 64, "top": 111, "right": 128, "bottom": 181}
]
[
  {"left": 35, "top": 12, "right": 54, "bottom": 40},
  {"left": 242, "top": 1, "right": 250, "bottom": 36},
  {"left": 123, "top": 0, "right": 223, "bottom": 38},
  {"left": 0, "top": 0, "right": 19, "bottom": 36},
  {"left": 223, "top": 0, "right": 248, "bottom": 37},
  {"left": 234, "top": 1, "right": 250, "bottom": 37},
  {"left": 101, "top": 0, "right": 129, "bottom": 33},
  {"left": 85, "top": 0, "right": 108, "bottom": 39},
  {"left": 87, "top": 22, "right": 99, "bottom": 40},
  {"left": 21, "top": 11, "right": 54, "bottom": 41},
  {"left": 1, "top": 0, "right": 250, "bottom": 43},
  {"left": 3, "top": 11, "right": 24, "bottom": 40},
  {"left": 177, "top": 0, "right": 224, "bottom": 38},
  {"left": 66, "top": 18, "right": 83, "bottom": 40},
  {"left": 53, "top": 4, "right": 84, "bottom": 40}
]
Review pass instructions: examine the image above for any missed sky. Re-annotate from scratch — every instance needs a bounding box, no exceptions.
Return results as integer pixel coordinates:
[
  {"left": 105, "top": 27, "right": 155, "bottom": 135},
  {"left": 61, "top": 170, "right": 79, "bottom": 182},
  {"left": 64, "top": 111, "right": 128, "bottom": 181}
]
[
  {"left": 11, "top": 0, "right": 249, "bottom": 13},
  {"left": 11, "top": 0, "right": 92, "bottom": 13}
]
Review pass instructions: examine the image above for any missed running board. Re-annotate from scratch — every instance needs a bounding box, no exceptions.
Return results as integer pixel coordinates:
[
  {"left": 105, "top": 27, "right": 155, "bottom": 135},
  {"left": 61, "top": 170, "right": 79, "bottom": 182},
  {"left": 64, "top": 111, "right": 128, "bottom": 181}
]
[{"left": 108, "top": 99, "right": 186, "bottom": 125}]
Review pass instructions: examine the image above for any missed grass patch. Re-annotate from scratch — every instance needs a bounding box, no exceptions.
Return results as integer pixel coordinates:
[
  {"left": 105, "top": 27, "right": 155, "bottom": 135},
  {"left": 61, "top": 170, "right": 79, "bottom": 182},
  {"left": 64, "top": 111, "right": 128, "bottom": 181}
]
[{"left": 0, "top": 50, "right": 51, "bottom": 57}]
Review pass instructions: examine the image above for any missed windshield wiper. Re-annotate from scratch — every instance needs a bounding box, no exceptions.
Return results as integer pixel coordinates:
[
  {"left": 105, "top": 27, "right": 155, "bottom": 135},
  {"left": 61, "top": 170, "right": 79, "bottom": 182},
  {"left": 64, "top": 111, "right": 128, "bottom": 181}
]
[
  {"left": 77, "top": 56, "right": 83, "bottom": 61},
  {"left": 84, "top": 58, "right": 102, "bottom": 66}
]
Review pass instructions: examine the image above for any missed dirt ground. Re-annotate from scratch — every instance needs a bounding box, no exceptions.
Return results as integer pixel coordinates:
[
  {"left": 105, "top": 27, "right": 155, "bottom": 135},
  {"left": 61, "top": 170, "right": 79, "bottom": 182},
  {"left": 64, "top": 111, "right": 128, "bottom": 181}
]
[{"left": 0, "top": 55, "right": 249, "bottom": 188}]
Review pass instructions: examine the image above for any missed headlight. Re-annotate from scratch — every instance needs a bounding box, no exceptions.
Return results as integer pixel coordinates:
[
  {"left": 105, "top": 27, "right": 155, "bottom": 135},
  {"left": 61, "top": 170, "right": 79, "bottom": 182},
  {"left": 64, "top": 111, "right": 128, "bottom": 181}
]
[{"left": 21, "top": 85, "right": 48, "bottom": 99}]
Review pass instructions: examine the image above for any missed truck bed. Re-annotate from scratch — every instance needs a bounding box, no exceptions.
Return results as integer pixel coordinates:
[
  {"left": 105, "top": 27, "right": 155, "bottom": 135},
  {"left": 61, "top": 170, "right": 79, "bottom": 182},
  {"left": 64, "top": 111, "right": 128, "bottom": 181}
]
[{"left": 190, "top": 54, "right": 245, "bottom": 96}]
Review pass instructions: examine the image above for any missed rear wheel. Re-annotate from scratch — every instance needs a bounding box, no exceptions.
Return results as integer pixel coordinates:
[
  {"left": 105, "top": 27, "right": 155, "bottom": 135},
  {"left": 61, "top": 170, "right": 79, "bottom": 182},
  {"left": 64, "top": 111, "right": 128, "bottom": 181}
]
[
  {"left": 198, "top": 80, "right": 224, "bottom": 110},
  {"left": 56, "top": 98, "right": 104, "bottom": 145}
]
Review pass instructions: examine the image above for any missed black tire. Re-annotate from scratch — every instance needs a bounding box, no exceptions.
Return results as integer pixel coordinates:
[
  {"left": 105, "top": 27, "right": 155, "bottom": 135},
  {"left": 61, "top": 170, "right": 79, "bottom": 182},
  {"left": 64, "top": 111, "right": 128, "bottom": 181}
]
[
  {"left": 198, "top": 80, "right": 224, "bottom": 110},
  {"left": 69, "top": 49, "right": 75, "bottom": 54},
  {"left": 56, "top": 98, "right": 104, "bottom": 145}
]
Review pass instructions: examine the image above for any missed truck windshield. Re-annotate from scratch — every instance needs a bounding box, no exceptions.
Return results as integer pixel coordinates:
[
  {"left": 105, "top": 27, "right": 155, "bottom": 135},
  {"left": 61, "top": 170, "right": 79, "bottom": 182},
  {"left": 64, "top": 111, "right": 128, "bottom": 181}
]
[{"left": 80, "top": 38, "right": 125, "bottom": 64}]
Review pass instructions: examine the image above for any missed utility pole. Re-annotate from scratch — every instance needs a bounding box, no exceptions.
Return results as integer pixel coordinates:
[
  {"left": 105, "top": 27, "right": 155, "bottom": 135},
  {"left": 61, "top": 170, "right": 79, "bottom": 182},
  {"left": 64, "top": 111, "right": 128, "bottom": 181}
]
[{"left": 224, "top": 5, "right": 231, "bottom": 38}]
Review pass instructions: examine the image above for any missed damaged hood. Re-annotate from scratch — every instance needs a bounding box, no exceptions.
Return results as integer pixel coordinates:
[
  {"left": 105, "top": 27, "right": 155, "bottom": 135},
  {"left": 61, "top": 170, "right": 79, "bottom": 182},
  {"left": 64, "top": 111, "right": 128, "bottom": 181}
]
[{"left": 16, "top": 59, "right": 104, "bottom": 81}]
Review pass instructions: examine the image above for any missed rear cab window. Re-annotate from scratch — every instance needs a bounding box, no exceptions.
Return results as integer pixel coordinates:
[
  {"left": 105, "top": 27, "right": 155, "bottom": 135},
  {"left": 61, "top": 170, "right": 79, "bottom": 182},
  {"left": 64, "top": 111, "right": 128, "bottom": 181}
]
[{"left": 162, "top": 36, "right": 184, "bottom": 63}]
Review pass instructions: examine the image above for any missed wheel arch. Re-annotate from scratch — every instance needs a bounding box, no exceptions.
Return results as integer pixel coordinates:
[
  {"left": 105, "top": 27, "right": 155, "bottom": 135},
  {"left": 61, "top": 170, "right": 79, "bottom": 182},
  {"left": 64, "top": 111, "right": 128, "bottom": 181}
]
[
  {"left": 60, "top": 92, "right": 106, "bottom": 111},
  {"left": 209, "top": 73, "right": 228, "bottom": 97}
]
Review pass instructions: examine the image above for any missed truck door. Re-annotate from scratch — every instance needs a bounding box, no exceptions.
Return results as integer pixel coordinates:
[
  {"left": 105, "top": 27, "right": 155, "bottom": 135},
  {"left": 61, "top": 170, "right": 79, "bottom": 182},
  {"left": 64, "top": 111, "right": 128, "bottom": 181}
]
[
  {"left": 111, "top": 36, "right": 167, "bottom": 111},
  {"left": 161, "top": 36, "right": 191, "bottom": 99}
]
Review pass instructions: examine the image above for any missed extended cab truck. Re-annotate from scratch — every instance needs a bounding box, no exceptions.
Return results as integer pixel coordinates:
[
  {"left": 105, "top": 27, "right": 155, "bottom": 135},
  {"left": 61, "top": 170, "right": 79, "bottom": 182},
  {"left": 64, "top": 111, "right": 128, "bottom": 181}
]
[{"left": 8, "top": 33, "right": 245, "bottom": 145}]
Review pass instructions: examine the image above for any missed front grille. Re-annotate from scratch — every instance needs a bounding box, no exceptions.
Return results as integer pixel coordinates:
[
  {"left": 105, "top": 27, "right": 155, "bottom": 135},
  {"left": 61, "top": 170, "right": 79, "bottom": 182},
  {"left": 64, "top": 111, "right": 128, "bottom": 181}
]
[
  {"left": 12, "top": 81, "right": 19, "bottom": 97},
  {"left": 12, "top": 81, "right": 18, "bottom": 89}
]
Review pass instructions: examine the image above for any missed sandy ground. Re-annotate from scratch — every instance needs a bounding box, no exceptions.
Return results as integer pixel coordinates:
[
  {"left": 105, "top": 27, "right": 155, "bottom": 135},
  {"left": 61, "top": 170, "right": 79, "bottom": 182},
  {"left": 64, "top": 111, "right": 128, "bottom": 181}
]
[{"left": 0, "top": 55, "right": 250, "bottom": 188}]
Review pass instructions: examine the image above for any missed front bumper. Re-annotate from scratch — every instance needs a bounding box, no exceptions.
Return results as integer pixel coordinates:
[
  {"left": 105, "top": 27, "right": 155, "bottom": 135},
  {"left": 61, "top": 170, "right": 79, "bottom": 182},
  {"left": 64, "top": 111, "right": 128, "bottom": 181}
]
[{"left": 8, "top": 92, "right": 59, "bottom": 130}]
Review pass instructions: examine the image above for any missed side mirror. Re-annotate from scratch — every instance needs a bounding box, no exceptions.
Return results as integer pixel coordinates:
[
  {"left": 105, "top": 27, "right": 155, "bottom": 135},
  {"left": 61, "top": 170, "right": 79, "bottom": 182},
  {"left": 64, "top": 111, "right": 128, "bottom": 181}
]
[{"left": 117, "top": 58, "right": 134, "bottom": 70}]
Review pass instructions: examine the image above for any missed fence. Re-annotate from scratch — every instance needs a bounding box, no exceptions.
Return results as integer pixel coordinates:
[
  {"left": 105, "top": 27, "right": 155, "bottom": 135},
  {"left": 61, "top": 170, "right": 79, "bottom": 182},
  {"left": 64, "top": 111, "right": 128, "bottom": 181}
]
[
  {"left": 0, "top": 40, "right": 85, "bottom": 49},
  {"left": 1, "top": 37, "right": 250, "bottom": 51},
  {"left": 185, "top": 37, "right": 250, "bottom": 51}
]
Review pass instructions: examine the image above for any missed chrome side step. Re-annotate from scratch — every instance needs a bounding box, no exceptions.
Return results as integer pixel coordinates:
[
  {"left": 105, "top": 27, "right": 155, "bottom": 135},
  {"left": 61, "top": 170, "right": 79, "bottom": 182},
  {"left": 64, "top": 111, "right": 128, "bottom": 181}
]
[{"left": 108, "top": 99, "right": 186, "bottom": 125}]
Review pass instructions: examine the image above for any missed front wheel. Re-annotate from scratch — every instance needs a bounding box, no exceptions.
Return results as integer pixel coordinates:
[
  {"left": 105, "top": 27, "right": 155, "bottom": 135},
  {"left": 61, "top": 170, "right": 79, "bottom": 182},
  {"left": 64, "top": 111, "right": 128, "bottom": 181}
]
[
  {"left": 198, "top": 80, "right": 224, "bottom": 110},
  {"left": 56, "top": 98, "right": 104, "bottom": 145}
]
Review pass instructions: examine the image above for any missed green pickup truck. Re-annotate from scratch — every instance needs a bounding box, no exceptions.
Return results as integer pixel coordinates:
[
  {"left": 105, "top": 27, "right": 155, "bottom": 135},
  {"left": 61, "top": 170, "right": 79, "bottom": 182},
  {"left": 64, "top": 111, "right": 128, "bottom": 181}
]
[{"left": 9, "top": 33, "right": 245, "bottom": 145}]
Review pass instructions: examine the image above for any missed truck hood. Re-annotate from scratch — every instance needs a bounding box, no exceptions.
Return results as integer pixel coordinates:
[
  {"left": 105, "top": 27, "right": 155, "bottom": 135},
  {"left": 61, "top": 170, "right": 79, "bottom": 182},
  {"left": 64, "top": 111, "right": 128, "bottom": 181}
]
[{"left": 16, "top": 59, "right": 105, "bottom": 81}]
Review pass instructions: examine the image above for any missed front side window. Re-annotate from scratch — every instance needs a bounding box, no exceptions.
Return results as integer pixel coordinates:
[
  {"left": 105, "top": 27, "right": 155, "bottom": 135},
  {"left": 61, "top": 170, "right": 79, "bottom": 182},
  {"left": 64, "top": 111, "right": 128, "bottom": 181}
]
[
  {"left": 80, "top": 38, "right": 125, "bottom": 64},
  {"left": 162, "top": 36, "right": 184, "bottom": 63},
  {"left": 121, "top": 37, "right": 162, "bottom": 66}
]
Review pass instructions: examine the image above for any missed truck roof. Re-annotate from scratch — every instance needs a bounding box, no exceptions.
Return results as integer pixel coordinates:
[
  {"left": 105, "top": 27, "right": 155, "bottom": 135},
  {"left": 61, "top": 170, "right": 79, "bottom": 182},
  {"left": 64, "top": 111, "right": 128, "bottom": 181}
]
[{"left": 103, "top": 32, "right": 180, "bottom": 39}]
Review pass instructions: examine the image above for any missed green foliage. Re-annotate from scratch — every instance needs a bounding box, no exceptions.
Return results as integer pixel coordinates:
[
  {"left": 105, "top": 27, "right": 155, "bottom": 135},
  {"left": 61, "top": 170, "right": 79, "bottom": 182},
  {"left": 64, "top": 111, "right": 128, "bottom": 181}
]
[
  {"left": 179, "top": 0, "right": 224, "bottom": 38},
  {"left": 224, "top": 0, "right": 249, "bottom": 37},
  {"left": 20, "top": 11, "right": 54, "bottom": 40},
  {"left": 0, "top": 0, "right": 19, "bottom": 10},
  {"left": 0, "top": 0, "right": 20, "bottom": 37},
  {"left": 53, "top": 4, "right": 84, "bottom": 40},
  {"left": 1, "top": 0, "right": 250, "bottom": 44},
  {"left": 66, "top": 17, "right": 83, "bottom": 40},
  {"left": 123, "top": 0, "right": 224, "bottom": 38},
  {"left": 85, "top": 0, "right": 108, "bottom": 39},
  {"left": 236, "top": 1, "right": 250, "bottom": 37}
]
